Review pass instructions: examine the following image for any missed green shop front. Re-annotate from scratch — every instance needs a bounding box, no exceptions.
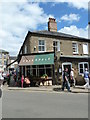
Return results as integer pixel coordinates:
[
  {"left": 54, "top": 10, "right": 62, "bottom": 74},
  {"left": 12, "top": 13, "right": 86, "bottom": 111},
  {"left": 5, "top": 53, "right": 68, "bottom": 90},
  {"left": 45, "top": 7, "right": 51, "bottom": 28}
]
[{"left": 19, "top": 53, "right": 55, "bottom": 85}]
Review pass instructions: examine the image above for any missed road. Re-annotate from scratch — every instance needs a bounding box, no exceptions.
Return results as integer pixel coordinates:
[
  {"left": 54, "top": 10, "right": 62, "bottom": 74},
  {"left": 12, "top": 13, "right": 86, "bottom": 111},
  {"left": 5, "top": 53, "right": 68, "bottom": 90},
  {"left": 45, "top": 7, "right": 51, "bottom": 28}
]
[{"left": 2, "top": 90, "right": 88, "bottom": 118}]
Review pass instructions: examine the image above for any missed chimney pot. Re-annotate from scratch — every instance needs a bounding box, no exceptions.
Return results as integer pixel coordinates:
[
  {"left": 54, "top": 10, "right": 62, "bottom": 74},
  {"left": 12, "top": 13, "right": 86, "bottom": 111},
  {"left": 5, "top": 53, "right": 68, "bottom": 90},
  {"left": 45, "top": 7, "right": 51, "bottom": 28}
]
[{"left": 48, "top": 18, "right": 57, "bottom": 32}]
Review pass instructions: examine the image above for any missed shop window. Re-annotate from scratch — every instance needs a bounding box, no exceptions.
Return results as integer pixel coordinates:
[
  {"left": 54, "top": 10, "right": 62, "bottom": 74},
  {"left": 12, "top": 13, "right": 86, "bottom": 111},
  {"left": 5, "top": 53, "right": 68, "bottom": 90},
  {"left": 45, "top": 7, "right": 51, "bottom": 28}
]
[
  {"left": 78, "top": 62, "right": 89, "bottom": 75},
  {"left": 72, "top": 43, "right": 78, "bottom": 54},
  {"left": 38, "top": 40, "right": 45, "bottom": 52},
  {"left": 45, "top": 65, "right": 51, "bottom": 68},
  {"left": 39, "top": 69, "right": 45, "bottom": 77},
  {"left": 46, "top": 68, "right": 52, "bottom": 77},
  {"left": 26, "top": 66, "right": 31, "bottom": 77},
  {"left": 83, "top": 43, "right": 88, "bottom": 54},
  {"left": 53, "top": 41, "right": 60, "bottom": 52},
  {"left": 26, "top": 65, "right": 52, "bottom": 78},
  {"left": 39, "top": 65, "right": 44, "bottom": 68}
]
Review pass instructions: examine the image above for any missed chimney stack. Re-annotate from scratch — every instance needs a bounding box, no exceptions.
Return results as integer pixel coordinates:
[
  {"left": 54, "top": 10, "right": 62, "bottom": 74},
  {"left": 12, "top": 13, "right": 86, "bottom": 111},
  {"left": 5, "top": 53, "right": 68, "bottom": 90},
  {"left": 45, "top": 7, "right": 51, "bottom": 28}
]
[{"left": 48, "top": 18, "right": 57, "bottom": 32}]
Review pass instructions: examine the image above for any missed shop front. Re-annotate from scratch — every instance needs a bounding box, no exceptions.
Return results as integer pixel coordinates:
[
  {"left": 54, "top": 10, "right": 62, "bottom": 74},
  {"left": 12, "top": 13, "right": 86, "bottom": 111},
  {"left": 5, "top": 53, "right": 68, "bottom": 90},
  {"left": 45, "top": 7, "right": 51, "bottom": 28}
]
[{"left": 19, "top": 53, "right": 54, "bottom": 85}]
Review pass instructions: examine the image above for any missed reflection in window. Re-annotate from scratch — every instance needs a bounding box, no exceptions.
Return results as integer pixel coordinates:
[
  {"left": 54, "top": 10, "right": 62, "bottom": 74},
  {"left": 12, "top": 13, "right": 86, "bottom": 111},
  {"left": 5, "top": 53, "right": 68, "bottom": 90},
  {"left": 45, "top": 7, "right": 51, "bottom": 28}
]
[{"left": 79, "top": 62, "right": 89, "bottom": 74}]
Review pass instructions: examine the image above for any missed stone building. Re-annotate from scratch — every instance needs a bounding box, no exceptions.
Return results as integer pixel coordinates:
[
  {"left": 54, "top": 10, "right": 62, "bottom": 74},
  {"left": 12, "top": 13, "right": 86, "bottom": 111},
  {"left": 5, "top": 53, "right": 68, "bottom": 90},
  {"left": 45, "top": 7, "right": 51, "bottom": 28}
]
[
  {"left": 0, "top": 49, "right": 9, "bottom": 72},
  {"left": 18, "top": 18, "right": 90, "bottom": 85},
  {"left": 8, "top": 56, "right": 18, "bottom": 72}
]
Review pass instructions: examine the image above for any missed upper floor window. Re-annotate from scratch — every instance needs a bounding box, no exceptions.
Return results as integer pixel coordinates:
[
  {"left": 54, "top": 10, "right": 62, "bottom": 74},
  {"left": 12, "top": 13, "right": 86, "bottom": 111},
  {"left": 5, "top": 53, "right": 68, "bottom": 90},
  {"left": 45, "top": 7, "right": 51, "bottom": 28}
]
[
  {"left": 72, "top": 43, "right": 78, "bottom": 54},
  {"left": 78, "top": 62, "right": 89, "bottom": 75},
  {"left": 83, "top": 43, "right": 88, "bottom": 54},
  {"left": 38, "top": 40, "right": 45, "bottom": 52},
  {"left": 53, "top": 41, "right": 60, "bottom": 52},
  {"left": 24, "top": 45, "right": 27, "bottom": 54}
]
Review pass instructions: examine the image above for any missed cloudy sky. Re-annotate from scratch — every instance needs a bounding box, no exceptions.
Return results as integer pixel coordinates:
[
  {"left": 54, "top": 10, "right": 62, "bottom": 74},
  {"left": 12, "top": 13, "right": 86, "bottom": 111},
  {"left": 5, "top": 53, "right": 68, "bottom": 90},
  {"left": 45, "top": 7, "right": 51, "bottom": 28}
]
[{"left": 0, "top": 0, "right": 89, "bottom": 55}]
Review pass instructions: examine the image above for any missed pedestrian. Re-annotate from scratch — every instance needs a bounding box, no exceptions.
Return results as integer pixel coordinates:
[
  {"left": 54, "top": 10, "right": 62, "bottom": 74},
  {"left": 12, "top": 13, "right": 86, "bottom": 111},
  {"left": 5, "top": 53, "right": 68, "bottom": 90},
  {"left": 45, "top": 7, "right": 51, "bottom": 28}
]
[
  {"left": 70, "top": 68, "right": 75, "bottom": 87},
  {"left": 21, "top": 75, "right": 24, "bottom": 88},
  {"left": 24, "top": 77, "right": 30, "bottom": 87},
  {"left": 0, "top": 71, "right": 4, "bottom": 88},
  {"left": 13, "top": 71, "right": 17, "bottom": 86},
  {"left": 83, "top": 68, "right": 89, "bottom": 89},
  {"left": 7, "top": 73, "right": 10, "bottom": 86},
  {"left": 62, "top": 68, "right": 71, "bottom": 92},
  {"left": 2, "top": 71, "right": 7, "bottom": 85}
]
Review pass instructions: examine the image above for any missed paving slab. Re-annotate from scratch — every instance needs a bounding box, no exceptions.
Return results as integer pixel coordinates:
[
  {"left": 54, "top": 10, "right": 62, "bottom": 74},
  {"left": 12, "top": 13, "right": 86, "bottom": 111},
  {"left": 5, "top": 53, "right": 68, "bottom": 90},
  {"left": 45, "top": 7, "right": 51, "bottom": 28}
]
[{"left": 4, "top": 85, "right": 90, "bottom": 93}]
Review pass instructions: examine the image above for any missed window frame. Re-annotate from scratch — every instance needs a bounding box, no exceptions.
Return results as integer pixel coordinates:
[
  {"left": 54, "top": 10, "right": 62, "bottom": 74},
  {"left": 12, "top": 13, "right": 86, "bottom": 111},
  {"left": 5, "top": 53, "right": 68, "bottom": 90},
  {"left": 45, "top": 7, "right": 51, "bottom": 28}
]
[
  {"left": 53, "top": 40, "right": 60, "bottom": 52},
  {"left": 38, "top": 40, "right": 46, "bottom": 52},
  {"left": 83, "top": 43, "right": 88, "bottom": 55},
  {"left": 78, "top": 62, "right": 89, "bottom": 75},
  {"left": 72, "top": 42, "right": 78, "bottom": 54}
]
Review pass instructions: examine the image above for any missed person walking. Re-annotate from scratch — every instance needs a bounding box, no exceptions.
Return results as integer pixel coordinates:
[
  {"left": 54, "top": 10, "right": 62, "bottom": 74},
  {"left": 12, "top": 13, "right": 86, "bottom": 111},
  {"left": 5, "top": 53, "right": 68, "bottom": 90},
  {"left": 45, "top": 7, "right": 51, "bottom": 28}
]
[
  {"left": 70, "top": 68, "right": 75, "bottom": 87},
  {"left": 83, "top": 68, "right": 89, "bottom": 88},
  {"left": 0, "top": 71, "right": 3, "bottom": 98},
  {"left": 62, "top": 68, "right": 71, "bottom": 92},
  {"left": 0, "top": 71, "right": 4, "bottom": 88},
  {"left": 21, "top": 75, "right": 24, "bottom": 88}
]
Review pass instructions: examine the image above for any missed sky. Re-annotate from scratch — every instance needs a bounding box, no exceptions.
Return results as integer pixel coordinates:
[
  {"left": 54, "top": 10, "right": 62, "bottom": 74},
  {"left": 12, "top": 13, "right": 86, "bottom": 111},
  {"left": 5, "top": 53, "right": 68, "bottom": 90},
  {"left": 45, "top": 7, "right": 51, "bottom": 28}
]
[{"left": 0, "top": 0, "right": 89, "bottom": 56}]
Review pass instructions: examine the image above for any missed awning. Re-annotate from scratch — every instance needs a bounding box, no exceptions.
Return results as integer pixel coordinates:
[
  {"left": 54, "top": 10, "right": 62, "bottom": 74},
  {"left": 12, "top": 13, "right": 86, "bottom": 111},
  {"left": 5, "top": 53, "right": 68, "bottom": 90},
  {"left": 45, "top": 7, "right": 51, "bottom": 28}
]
[{"left": 19, "top": 53, "right": 54, "bottom": 66}]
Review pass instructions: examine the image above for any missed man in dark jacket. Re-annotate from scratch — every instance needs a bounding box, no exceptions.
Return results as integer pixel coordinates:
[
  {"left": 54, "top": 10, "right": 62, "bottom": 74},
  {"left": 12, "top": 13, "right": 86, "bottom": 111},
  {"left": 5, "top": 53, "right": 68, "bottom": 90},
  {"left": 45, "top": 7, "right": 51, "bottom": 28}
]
[{"left": 62, "top": 68, "right": 71, "bottom": 92}]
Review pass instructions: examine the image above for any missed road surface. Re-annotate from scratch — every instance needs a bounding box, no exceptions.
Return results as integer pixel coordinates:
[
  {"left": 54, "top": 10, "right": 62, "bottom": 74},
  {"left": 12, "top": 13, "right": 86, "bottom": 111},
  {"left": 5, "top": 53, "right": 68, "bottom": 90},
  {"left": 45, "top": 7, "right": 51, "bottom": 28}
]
[{"left": 2, "top": 90, "right": 88, "bottom": 118}]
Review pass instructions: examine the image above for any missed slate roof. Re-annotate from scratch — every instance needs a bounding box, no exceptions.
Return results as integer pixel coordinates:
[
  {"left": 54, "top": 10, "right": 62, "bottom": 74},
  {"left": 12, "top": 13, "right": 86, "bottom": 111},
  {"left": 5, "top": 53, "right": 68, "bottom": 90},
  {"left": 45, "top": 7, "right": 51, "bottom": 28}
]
[
  {"left": 18, "top": 30, "right": 90, "bottom": 57},
  {"left": 30, "top": 30, "right": 90, "bottom": 42}
]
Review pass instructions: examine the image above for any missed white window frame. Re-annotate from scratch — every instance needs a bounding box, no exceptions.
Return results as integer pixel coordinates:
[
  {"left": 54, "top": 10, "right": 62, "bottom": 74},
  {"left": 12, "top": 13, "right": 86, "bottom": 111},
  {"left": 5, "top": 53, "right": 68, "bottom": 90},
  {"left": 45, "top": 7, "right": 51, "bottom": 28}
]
[
  {"left": 83, "top": 43, "right": 88, "bottom": 55},
  {"left": 38, "top": 40, "right": 46, "bottom": 52},
  {"left": 72, "top": 42, "right": 78, "bottom": 54},
  {"left": 78, "top": 62, "right": 89, "bottom": 75},
  {"left": 53, "top": 40, "right": 60, "bottom": 52}
]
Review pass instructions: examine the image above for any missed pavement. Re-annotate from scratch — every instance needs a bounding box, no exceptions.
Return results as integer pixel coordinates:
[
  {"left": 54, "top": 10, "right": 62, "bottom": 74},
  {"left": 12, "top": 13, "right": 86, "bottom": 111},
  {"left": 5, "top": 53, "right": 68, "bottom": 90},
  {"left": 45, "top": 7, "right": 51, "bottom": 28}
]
[{"left": 3, "top": 85, "right": 90, "bottom": 93}]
